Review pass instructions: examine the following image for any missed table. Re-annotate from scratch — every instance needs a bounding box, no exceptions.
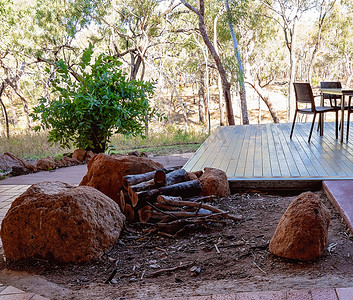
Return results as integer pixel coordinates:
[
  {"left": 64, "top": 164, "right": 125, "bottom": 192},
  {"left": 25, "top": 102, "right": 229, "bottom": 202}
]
[{"left": 320, "top": 88, "right": 353, "bottom": 142}]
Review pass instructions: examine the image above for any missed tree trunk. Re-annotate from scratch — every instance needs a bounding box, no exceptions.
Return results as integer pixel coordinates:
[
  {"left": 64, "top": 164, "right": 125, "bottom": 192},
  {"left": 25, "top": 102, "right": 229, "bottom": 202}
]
[
  {"left": 6, "top": 90, "right": 18, "bottom": 126},
  {"left": 246, "top": 80, "right": 280, "bottom": 123},
  {"left": 181, "top": 0, "right": 235, "bottom": 125},
  {"left": 214, "top": 13, "right": 225, "bottom": 126},
  {"left": 288, "top": 26, "right": 297, "bottom": 122},
  {"left": 88, "top": 126, "right": 106, "bottom": 153},
  {"left": 198, "top": 78, "right": 206, "bottom": 124},
  {"left": 130, "top": 53, "right": 142, "bottom": 80},
  {"left": 0, "top": 83, "right": 9, "bottom": 138},
  {"left": 307, "top": 1, "right": 335, "bottom": 83},
  {"left": 193, "top": 32, "right": 210, "bottom": 131},
  {"left": 224, "top": 0, "right": 249, "bottom": 125}
]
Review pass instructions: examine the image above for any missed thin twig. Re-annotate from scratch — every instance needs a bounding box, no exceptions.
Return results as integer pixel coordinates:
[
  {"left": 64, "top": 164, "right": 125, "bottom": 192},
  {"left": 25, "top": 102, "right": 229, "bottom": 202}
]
[
  {"left": 146, "top": 262, "right": 194, "bottom": 277},
  {"left": 253, "top": 261, "right": 266, "bottom": 274}
]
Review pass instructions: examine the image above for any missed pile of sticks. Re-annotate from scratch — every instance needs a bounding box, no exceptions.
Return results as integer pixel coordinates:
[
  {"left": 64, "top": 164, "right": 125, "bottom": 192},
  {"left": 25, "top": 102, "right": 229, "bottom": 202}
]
[{"left": 118, "top": 167, "right": 242, "bottom": 235}]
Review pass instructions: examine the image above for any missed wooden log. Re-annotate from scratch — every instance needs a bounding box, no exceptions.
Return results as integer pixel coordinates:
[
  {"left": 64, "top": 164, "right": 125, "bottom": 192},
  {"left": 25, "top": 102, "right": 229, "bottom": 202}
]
[
  {"left": 184, "top": 195, "right": 218, "bottom": 202},
  {"left": 119, "top": 190, "right": 127, "bottom": 211},
  {"left": 153, "top": 203, "right": 183, "bottom": 211},
  {"left": 129, "top": 179, "right": 156, "bottom": 193},
  {"left": 156, "top": 195, "right": 182, "bottom": 202},
  {"left": 151, "top": 210, "right": 213, "bottom": 219},
  {"left": 124, "top": 204, "right": 135, "bottom": 222},
  {"left": 129, "top": 169, "right": 188, "bottom": 195},
  {"left": 123, "top": 167, "right": 179, "bottom": 190},
  {"left": 122, "top": 170, "right": 157, "bottom": 190},
  {"left": 131, "top": 180, "right": 202, "bottom": 207},
  {"left": 154, "top": 169, "right": 167, "bottom": 185},
  {"left": 156, "top": 196, "right": 242, "bottom": 221},
  {"left": 138, "top": 205, "right": 152, "bottom": 223},
  {"left": 164, "top": 168, "right": 188, "bottom": 186}
]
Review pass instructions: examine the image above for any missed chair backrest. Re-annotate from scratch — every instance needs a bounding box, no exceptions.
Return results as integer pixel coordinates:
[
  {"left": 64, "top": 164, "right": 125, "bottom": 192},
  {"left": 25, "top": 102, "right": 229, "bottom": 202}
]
[
  {"left": 293, "top": 82, "right": 315, "bottom": 110},
  {"left": 320, "top": 81, "right": 342, "bottom": 99}
]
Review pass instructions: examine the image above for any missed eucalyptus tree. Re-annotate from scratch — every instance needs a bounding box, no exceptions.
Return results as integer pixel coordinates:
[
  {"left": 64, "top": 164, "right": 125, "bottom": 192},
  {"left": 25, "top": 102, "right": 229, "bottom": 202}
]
[
  {"left": 0, "top": 0, "right": 38, "bottom": 136},
  {"left": 262, "top": 0, "right": 316, "bottom": 120},
  {"left": 180, "top": 0, "right": 236, "bottom": 125},
  {"left": 319, "top": 0, "right": 353, "bottom": 85},
  {"left": 0, "top": 0, "right": 99, "bottom": 137},
  {"left": 224, "top": 0, "right": 249, "bottom": 124},
  {"left": 216, "top": 0, "right": 281, "bottom": 123},
  {"left": 80, "top": 0, "right": 175, "bottom": 81}
]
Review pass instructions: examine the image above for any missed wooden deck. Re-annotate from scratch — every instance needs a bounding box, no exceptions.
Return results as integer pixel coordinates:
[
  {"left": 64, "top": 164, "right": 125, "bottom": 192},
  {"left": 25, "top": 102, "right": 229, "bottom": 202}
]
[{"left": 184, "top": 122, "right": 353, "bottom": 191}]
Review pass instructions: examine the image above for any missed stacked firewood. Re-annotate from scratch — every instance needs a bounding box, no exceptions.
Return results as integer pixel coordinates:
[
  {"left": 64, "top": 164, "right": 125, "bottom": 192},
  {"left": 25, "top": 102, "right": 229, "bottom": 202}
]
[{"left": 118, "top": 167, "right": 242, "bottom": 236}]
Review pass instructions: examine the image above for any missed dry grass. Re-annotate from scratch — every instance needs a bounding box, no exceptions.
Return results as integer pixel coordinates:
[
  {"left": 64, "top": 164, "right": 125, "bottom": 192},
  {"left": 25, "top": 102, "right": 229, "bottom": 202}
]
[
  {"left": 0, "top": 130, "right": 73, "bottom": 160},
  {"left": 0, "top": 125, "right": 208, "bottom": 159}
]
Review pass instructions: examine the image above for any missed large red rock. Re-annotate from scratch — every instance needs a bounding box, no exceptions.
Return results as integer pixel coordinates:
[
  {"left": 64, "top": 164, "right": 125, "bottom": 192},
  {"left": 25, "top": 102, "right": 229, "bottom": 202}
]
[
  {"left": 199, "top": 167, "right": 230, "bottom": 197},
  {"left": 85, "top": 151, "right": 95, "bottom": 162},
  {"left": 72, "top": 149, "right": 86, "bottom": 161},
  {"left": 36, "top": 157, "right": 57, "bottom": 171},
  {"left": 56, "top": 156, "right": 81, "bottom": 168},
  {"left": 0, "top": 152, "right": 36, "bottom": 176},
  {"left": 0, "top": 181, "right": 125, "bottom": 263},
  {"left": 80, "top": 153, "right": 164, "bottom": 203},
  {"left": 269, "top": 192, "right": 331, "bottom": 261}
]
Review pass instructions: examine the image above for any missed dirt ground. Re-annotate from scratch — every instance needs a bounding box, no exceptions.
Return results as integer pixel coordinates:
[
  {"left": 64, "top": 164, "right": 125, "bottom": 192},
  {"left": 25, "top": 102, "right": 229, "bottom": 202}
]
[{"left": 1, "top": 190, "right": 353, "bottom": 299}]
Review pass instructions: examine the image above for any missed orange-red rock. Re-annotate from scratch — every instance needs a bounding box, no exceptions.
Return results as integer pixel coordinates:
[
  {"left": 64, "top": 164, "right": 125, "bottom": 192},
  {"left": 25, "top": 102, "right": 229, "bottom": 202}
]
[
  {"left": 72, "top": 149, "right": 86, "bottom": 161},
  {"left": 0, "top": 181, "right": 125, "bottom": 263},
  {"left": 269, "top": 192, "right": 331, "bottom": 261},
  {"left": 199, "top": 167, "right": 230, "bottom": 197},
  {"left": 0, "top": 152, "right": 36, "bottom": 175},
  {"left": 84, "top": 150, "right": 95, "bottom": 162},
  {"left": 80, "top": 153, "right": 164, "bottom": 203},
  {"left": 58, "top": 156, "right": 81, "bottom": 167},
  {"left": 36, "top": 157, "right": 57, "bottom": 171}
]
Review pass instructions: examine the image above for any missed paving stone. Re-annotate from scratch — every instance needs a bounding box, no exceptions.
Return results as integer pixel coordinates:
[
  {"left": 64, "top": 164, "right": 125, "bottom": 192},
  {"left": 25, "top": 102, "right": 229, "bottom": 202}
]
[
  {"left": 323, "top": 180, "right": 353, "bottom": 233},
  {"left": 287, "top": 289, "right": 312, "bottom": 300},
  {"left": 0, "top": 293, "right": 35, "bottom": 300},
  {"left": 212, "top": 294, "right": 236, "bottom": 300},
  {"left": 236, "top": 290, "right": 286, "bottom": 300},
  {"left": 0, "top": 286, "right": 25, "bottom": 295},
  {"left": 335, "top": 287, "right": 353, "bottom": 300},
  {"left": 30, "top": 294, "right": 50, "bottom": 300},
  {"left": 311, "top": 289, "right": 338, "bottom": 300}
]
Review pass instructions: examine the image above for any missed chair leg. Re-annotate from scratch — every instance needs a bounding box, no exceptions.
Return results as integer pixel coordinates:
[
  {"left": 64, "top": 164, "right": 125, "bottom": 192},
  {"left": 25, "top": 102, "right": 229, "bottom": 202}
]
[
  {"left": 319, "top": 113, "right": 324, "bottom": 136},
  {"left": 347, "top": 111, "right": 351, "bottom": 140},
  {"left": 336, "top": 110, "right": 339, "bottom": 139},
  {"left": 317, "top": 115, "right": 321, "bottom": 132},
  {"left": 290, "top": 110, "right": 298, "bottom": 139},
  {"left": 308, "top": 113, "right": 317, "bottom": 143},
  {"left": 317, "top": 114, "right": 324, "bottom": 134}
]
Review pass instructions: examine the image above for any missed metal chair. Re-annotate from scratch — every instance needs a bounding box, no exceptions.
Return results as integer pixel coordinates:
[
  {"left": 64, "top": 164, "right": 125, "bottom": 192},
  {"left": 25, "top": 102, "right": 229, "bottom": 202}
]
[
  {"left": 346, "top": 96, "right": 353, "bottom": 140},
  {"left": 320, "top": 81, "right": 342, "bottom": 108},
  {"left": 319, "top": 81, "right": 343, "bottom": 133},
  {"left": 290, "top": 82, "right": 338, "bottom": 142}
]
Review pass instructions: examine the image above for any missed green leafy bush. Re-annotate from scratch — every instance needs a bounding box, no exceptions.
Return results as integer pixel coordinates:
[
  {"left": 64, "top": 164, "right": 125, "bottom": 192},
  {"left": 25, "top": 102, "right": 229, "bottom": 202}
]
[{"left": 32, "top": 45, "right": 158, "bottom": 153}]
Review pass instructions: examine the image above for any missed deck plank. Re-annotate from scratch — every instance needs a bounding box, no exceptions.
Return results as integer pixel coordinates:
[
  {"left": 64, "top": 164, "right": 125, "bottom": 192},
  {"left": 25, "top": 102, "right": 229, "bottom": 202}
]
[{"left": 184, "top": 123, "right": 353, "bottom": 186}]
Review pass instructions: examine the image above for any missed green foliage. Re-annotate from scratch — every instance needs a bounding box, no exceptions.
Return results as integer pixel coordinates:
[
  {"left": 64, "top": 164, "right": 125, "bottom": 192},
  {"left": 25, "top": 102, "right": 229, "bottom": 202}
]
[{"left": 31, "top": 45, "right": 159, "bottom": 153}]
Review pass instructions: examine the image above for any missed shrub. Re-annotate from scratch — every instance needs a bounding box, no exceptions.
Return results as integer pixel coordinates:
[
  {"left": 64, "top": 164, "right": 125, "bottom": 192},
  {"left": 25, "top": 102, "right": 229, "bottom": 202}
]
[{"left": 32, "top": 45, "right": 159, "bottom": 153}]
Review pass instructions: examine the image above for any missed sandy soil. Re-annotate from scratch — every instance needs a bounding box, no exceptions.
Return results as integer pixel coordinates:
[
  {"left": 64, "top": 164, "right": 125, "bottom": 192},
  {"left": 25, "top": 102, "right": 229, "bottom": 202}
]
[{"left": 1, "top": 190, "right": 353, "bottom": 299}]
